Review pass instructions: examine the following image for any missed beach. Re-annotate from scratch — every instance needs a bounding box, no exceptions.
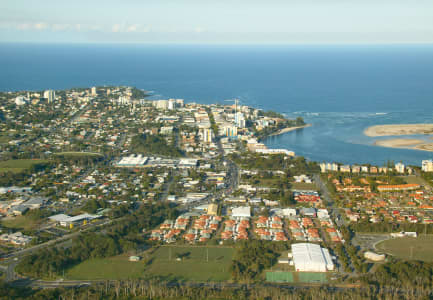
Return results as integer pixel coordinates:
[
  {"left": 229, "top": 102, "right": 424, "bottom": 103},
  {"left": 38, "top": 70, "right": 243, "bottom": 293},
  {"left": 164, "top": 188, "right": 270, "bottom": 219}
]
[
  {"left": 364, "top": 124, "right": 433, "bottom": 137},
  {"left": 269, "top": 124, "right": 312, "bottom": 137}
]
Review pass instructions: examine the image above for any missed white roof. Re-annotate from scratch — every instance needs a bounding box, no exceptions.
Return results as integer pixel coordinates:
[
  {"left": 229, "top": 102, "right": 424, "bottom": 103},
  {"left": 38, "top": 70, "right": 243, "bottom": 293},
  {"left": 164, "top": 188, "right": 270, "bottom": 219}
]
[
  {"left": 49, "top": 214, "right": 70, "bottom": 222},
  {"left": 231, "top": 206, "right": 251, "bottom": 218},
  {"left": 65, "top": 213, "right": 100, "bottom": 222},
  {"left": 291, "top": 243, "right": 333, "bottom": 272}
]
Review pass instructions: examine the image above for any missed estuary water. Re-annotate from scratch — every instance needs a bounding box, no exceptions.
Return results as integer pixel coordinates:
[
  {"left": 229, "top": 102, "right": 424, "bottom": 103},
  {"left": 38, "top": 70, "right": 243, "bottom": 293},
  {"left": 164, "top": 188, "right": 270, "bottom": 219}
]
[{"left": 1, "top": 43, "right": 433, "bottom": 165}]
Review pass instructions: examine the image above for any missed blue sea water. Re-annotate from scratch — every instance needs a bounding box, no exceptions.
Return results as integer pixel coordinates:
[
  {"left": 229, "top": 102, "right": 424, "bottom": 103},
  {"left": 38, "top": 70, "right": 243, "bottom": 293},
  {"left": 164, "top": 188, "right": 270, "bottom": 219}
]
[{"left": 1, "top": 43, "right": 433, "bottom": 165}]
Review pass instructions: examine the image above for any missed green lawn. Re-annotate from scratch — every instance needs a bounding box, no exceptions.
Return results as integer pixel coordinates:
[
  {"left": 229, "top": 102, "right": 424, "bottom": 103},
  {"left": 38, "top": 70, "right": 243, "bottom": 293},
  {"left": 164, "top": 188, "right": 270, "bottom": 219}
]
[
  {"left": 65, "top": 246, "right": 234, "bottom": 281},
  {"left": 66, "top": 255, "right": 146, "bottom": 280},
  {"left": 54, "top": 152, "right": 103, "bottom": 158},
  {"left": 0, "top": 159, "right": 49, "bottom": 173},
  {"left": 291, "top": 182, "right": 319, "bottom": 191},
  {"left": 1, "top": 216, "right": 41, "bottom": 231},
  {"left": 375, "top": 235, "right": 433, "bottom": 262},
  {"left": 0, "top": 134, "right": 10, "bottom": 144},
  {"left": 402, "top": 176, "right": 425, "bottom": 185},
  {"left": 144, "top": 246, "right": 234, "bottom": 282}
]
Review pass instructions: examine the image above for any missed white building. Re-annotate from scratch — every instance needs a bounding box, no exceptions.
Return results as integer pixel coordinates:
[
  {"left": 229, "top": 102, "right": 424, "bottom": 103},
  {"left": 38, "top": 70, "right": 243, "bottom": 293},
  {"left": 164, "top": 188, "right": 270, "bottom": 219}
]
[
  {"left": 15, "top": 96, "right": 28, "bottom": 106},
  {"left": 44, "top": 90, "right": 55, "bottom": 103},
  {"left": 202, "top": 128, "right": 213, "bottom": 143},
  {"left": 91, "top": 87, "right": 97, "bottom": 96},
  {"left": 291, "top": 243, "right": 334, "bottom": 272},
  {"left": 153, "top": 100, "right": 169, "bottom": 110},
  {"left": 222, "top": 125, "right": 238, "bottom": 137},
  {"left": 168, "top": 99, "right": 176, "bottom": 110},
  {"left": 255, "top": 148, "right": 295, "bottom": 156},
  {"left": 231, "top": 206, "right": 251, "bottom": 218},
  {"left": 422, "top": 160, "right": 433, "bottom": 172},
  {"left": 395, "top": 162, "right": 405, "bottom": 173}
]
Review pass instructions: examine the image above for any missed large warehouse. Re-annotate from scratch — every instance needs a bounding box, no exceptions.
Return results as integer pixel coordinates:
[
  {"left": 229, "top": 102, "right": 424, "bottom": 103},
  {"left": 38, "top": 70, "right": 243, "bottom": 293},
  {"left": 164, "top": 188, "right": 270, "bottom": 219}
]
[{"left": 291, "top": 243, "right": 334, "bottom": 272}]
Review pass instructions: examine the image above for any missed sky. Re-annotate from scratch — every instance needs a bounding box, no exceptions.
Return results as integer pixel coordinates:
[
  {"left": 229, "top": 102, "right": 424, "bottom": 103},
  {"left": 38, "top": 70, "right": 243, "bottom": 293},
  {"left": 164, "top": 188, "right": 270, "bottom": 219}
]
[{"left": 1, "top": 0, "right": 433, "bottom": 44}]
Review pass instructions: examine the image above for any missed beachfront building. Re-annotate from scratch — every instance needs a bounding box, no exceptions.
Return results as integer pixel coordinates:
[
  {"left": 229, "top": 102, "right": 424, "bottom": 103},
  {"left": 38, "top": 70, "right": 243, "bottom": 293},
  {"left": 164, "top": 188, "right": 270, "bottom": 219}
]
[
  {"left": 395, "top": 162, "right": 405, "bottom": 173},
  {"left": 340, "top": 165, "right": 351, "bottom": 173},
  {"left": 422, "top": 160, "right": 433, "bottom": 172}
]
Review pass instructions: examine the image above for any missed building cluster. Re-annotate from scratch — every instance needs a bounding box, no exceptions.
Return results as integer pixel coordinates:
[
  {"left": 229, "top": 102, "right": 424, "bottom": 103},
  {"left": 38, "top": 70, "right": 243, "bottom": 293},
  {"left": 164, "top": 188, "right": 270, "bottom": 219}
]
[
  {"left": 0, "top": 232, "right": 32, "bottom": 246},
  {"left": 254, "top": 215, "right": 288, "bottom": 241},
  {"left": 320, "top": 162, "right": 411, "bottom": 174},
  {"left": 116, "top": 155, "right": 199, "bottom": 169},
  {"left": 221, "top": 218, "right": 250, "bottom": 241},
  {"left": 345, "top": 207, "right": 433, "bottom": 224},
  {"left": 0, "top": 196, "right": 47, "bottom": 217}
]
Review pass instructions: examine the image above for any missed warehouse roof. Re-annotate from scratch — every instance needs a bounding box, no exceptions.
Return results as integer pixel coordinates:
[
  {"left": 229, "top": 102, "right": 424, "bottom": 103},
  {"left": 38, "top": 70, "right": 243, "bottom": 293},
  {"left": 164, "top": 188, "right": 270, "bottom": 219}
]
[{"left": 291, "top": 243, "right": 334, "bottom": 272}]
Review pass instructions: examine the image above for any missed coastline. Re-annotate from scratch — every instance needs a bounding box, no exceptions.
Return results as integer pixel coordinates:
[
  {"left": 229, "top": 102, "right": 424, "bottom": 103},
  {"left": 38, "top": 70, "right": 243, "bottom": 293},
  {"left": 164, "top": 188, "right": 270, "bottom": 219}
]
[{"left": 269, "top": 124, "right": 312, "bottom": 137}]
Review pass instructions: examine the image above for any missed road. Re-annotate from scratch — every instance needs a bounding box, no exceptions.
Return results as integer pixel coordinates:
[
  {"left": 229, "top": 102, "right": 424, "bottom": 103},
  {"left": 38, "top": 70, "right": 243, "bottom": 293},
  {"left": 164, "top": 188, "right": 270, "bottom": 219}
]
[{"left": 313, "top": 173, "right": 346, "bottom": 227}]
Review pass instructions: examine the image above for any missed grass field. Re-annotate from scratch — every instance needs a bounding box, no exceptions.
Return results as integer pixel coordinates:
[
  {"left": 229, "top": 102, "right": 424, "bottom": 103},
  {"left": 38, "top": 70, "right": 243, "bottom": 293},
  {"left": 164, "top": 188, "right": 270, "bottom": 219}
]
[
  {"left": 66, "top": 255, "right": 146, "bottom": 280},
  {"left": 291, "top": 182, "right": 319, "bottom": 191},
  {"left": 0, "top": 159, "right": 50, "bottom": 173},
  {"left": 403, "top": 175, "right": 426, "bottom": 185},
  {"left": 1, "top": 216, "right": 41, "bottom": 231},
  {"left": 65, "top": 246, "right": 234, "bottom": 281},
  {"left": 0, "top": 134, "right": 10, "bottom": 144},
  {"left": 54, "top": 152, "right": 103, "bottom": 157},
  {"left": 375, "top": 235, "right": 433, "bottom": 262},
  {"left": 144, "top": 246, "right": 234, "bottom": 281}
]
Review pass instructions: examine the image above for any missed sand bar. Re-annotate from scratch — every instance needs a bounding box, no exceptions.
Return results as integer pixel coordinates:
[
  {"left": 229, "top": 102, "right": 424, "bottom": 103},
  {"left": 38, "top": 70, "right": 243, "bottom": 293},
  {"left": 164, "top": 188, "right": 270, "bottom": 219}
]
[
  {"left": 374, "top": 139, "right": 424, "bottom": 148},
  {"left": 374, "top": 138, "right": 433, "bottom": 152},
  {"left": 364, "top": 124, "right": 433, "bottom": 137}
]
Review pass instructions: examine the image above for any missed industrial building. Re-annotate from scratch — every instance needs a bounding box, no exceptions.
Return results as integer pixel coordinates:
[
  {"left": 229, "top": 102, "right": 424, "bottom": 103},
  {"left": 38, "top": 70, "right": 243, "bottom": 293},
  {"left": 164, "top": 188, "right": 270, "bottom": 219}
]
[{"left": 291, "top": 243, "right": 334, "bottom": 272}]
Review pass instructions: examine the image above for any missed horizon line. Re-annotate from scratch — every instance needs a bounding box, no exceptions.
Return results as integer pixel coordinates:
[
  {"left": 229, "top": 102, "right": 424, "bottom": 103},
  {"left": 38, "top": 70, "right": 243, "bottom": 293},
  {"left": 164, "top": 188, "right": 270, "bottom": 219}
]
[{"left": 1, "top": 41, "right": 433, "bottom": 46}]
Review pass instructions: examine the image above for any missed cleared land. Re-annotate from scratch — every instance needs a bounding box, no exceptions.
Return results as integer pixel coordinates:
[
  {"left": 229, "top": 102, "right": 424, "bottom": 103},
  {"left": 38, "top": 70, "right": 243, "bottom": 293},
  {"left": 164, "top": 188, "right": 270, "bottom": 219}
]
[
  {"left": 66, "top": 246, "right": 234, "bottom": 281},
  {"left": 375, "top": 235, "right": 433, "bottom": 262},
  {"left": 0, "top": 159, "right": 49, "bottom": 173},
  {"left": 364, "top": 124, "right": 433, "bottom": 137}
]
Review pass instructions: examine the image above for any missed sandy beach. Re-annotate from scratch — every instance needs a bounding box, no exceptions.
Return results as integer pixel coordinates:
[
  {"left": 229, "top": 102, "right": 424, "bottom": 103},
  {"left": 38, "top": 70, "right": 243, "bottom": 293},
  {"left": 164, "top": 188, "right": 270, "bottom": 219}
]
[
  {"left": 270, "top": 124, "right": 312, "bottom": 136},
  {"left": 374, "top": 138, "right": 433, "bottom": 152},
  {"left": 364, "top": 124, "right": 433, "bottom": 137}
]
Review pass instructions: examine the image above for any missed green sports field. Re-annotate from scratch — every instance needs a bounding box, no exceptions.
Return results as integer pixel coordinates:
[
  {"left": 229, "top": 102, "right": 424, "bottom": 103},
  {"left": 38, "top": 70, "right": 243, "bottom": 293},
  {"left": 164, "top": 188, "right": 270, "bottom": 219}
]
[
  {"left": 375, "top": 235, "right": 433, "bottom": 262},
  {"left": 66, "top": 255, "right": 145, "bottom": 280},
  {"left": 0, "top": 159, "right": 49, "bottom": 173},
  {"left": 144, "top": 246, "right": 234, "bottom": 281},
  {"left": 65, "top": 246, "right": 234, "bottom": 281}
]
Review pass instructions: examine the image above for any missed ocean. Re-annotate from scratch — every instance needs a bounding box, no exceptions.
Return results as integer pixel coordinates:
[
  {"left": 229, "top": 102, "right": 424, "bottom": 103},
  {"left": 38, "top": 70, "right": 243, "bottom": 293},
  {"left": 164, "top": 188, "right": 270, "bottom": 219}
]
[{"left": 1, "top": 43, "right": 433, "bottom": 165}]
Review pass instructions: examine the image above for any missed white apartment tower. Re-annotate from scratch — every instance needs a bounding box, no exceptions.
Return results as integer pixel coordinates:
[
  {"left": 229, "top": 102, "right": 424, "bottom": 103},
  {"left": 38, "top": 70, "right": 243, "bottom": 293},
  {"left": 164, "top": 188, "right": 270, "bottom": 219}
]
[
  {"left": 202, "top": 128, "right": 213, "bottom": 143},
  {"left": 422, "top": 160, "right": 433, "bottom": 172},
  {"left": 44, "top": 90, "right": 55, "bottom": 103}
]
